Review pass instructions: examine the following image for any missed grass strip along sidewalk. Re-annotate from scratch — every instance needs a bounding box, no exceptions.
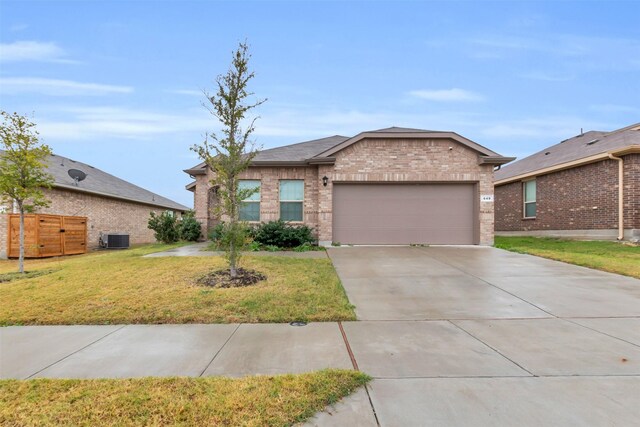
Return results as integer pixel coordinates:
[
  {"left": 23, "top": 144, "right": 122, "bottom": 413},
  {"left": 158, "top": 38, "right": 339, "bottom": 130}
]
[{"left": 0, "top": 370, "right": 370, "bottom": 426}]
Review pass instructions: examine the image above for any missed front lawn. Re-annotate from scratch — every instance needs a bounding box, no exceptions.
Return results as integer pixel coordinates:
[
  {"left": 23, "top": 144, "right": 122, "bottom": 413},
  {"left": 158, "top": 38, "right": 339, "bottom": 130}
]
[
  {"left": 0, "top": 244, "right": 355, "bottom": 325},
  {"left": 495, "top": 236, "right": 640, "bottom": 279},
  {"left": 0, "top": 369, "right": 369, "bottom": 426}
]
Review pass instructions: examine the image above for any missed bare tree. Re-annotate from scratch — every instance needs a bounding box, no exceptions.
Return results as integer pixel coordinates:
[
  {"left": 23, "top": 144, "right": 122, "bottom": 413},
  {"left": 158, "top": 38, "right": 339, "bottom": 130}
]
[{"left": 192, "top": 42, "right": 265, "bottom": 277}]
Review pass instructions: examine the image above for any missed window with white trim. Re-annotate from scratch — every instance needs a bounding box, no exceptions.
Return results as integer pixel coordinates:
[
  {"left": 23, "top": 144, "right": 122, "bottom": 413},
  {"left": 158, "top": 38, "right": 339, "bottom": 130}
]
[
  {"left": 279, "top": 180, "right": 303, "bottom": 222},
  {"left": 523, "top": 179, "right": 537, "bottom": 218},
  {"left": 239, "top": 180, "right": 261, "bottom": 221}
]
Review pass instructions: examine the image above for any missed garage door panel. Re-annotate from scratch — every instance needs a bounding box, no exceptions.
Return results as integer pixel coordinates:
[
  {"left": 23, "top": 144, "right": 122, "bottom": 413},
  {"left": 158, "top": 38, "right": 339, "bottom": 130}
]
[{"left": 333, "top": 184, "right": 476, "bottom": 245}]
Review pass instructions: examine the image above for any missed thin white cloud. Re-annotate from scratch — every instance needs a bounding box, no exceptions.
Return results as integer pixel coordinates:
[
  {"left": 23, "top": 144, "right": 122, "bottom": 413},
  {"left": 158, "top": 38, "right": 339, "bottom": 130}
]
[
  {"left": 479, "top": 117, "right": 609, "bottom": 141},
  {"left": 165, "top": 89, "right": 204, "bottom": 96},
  {"left": 408, "top": 88, "right": 484, "bottom": 102},
  {"left": 467, "top": 34, "right": 640, "bottom": 71},
  {"left": 37, "top": 106, "right": 212, "bottom": 140},
  {"left": 0, "top": 77, "right": 133, "bottom": 96},
  {"left": 0, "top": 40, "right": 76, "bottom": 63}
]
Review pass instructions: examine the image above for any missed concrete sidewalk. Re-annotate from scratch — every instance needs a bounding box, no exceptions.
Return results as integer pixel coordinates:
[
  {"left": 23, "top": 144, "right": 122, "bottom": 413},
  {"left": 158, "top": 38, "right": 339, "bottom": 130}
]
[
  {"left": 3, "top": 319, "right": 640, "bottom": 426},
  {"left": 1, "top": 323, "right": 351, "bottom": 379}
]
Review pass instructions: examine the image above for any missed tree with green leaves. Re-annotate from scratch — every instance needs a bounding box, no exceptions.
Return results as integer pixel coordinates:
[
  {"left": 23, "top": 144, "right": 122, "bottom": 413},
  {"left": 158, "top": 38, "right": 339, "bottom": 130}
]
[
  {"left": 0, "top": 111, "right": 54, "bottom": 273},
  {"left": 192, "top": 42, "right": 266, "bottom": 278}
]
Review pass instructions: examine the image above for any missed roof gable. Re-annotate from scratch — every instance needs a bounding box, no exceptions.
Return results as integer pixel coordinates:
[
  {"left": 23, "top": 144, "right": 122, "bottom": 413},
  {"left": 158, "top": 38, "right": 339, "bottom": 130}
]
[
  {"left": 315, "top": 128, "right": 503, "bottom": 159},
  {"left": 184, "top": 127, "right": 513, "bottom": 170}
]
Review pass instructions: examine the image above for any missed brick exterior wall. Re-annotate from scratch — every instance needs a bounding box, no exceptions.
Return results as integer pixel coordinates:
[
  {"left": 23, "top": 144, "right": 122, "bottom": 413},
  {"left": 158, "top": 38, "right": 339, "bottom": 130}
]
[
  {"left": 495, "top": 154, "right": 639, "bottom": 233},
  {"left": 624, "top": 154, "right": 640, "bottom": 228},
  {"left": 0, "top": 188, "right": 182, "bottom": 258},
  {"left": 192, "top": 137, "right": 496, "bottom": 245}
]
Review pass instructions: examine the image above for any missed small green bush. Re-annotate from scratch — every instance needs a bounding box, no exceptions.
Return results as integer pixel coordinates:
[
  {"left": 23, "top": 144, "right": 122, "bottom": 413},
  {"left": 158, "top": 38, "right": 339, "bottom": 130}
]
[
  {"left": 252, "top": 220, "right": 316, "bottom": 248},
  {"left": 148, "top": 211, "right": 179, "bottom": 243},
  {"left": 208, "top": 222, "right": 225, "bottom": 243},
  {"left": 178, "top": 211, "right": 202, "bottom": 241}
]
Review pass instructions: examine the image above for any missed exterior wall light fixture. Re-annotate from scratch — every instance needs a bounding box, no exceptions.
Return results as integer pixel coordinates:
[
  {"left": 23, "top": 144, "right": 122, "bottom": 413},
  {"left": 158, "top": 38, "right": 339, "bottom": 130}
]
[{"left": 322, "top": 176, "right": 329, "bottom": 187}]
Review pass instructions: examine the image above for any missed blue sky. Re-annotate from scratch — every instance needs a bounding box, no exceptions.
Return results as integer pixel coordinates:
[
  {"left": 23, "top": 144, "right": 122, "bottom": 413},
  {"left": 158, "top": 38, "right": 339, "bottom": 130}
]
[{"left": 1, "top": 0, "right": 639, "bottom": 207}]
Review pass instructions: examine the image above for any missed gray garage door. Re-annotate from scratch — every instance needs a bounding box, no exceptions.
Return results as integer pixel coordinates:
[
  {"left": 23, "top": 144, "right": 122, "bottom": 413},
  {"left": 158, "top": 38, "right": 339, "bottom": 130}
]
[{"left": 332, "top": 183, "right": 477, "bottom": 245}]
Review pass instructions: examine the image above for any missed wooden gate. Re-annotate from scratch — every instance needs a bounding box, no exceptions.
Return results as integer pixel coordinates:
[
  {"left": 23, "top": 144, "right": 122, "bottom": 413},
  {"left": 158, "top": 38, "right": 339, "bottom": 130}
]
[{"left": 7, "top": 214, "right": 87, "bottom": 258}]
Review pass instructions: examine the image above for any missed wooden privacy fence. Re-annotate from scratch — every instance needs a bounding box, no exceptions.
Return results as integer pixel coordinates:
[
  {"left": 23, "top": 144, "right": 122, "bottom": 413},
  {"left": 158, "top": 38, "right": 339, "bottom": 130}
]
[{"left": 7, "top": 214, "right": 87, "bottom": 258}]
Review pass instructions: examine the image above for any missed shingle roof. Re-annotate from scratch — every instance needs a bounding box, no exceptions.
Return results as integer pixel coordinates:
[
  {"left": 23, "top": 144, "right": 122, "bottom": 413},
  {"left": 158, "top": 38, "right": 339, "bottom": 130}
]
[
  {"left": 1, "top": 150, "right": 189, "bottom": 211},
  {"left": 495, "top": 123, "right": 640, "bottom": 182},
  {"left": 185, "top": 126, "right": 512, "bottom": 172},
  {"left": 253, "top": 135, "right": 349, "bottom": 162}
]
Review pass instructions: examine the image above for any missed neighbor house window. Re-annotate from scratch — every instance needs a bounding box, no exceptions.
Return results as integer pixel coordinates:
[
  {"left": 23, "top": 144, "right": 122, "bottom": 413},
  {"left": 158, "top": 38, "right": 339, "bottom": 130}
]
[
  {"left": 280, "top": 180, "right": 303, "bottom": 221},
  {"left": 523, "top": 179, "right": 537, "bottom": 218},
  {"left": 239, "top": 180, "right": 261, "bottom": 222}
]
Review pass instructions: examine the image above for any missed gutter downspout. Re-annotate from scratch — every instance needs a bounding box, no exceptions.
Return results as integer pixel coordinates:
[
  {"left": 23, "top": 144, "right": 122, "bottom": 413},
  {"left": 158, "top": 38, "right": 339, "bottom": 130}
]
[{"left": 608, "top": 153, "right": 624, "bottom": 240}]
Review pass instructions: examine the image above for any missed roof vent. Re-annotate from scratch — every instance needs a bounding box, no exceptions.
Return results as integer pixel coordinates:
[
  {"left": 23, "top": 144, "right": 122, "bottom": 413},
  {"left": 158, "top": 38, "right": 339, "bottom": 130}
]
[
  {"left": 587, "top": 139, "right": 599, "bottom": 145},
  {"left": 544, "top": 152, "right": 550, "bottom": 155}
]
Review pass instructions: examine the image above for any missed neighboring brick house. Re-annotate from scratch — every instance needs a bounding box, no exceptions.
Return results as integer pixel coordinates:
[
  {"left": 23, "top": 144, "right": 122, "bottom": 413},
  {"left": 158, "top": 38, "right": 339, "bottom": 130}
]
[
  {"left": 495, "top": 123, "right": 640, "bottom": 240},
  {"left": 0, "top": 151, "right": 189, "bottom": 259},
  {"left": 185, "top": 127, "right": 513, "bottom": 246}
]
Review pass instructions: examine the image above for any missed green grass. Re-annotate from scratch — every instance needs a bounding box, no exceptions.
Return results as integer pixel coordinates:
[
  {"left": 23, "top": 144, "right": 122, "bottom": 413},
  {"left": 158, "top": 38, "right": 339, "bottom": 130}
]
[
  {"left": 0, "top": 244, "right": 355, "bottom": 325},
  {"left": 0, "top": 370, "right": 370, "bottom": 427},
  {"left": 495, "top": 236, "right": 640, "bottom": 279}
]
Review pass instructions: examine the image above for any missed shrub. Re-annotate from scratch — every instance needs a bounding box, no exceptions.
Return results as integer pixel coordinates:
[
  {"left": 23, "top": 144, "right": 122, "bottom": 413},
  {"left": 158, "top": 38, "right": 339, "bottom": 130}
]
[
  {"left": 208, "top": 222, "right": 225, "bottom": 243},
  {"left": 252, "top": 220, "right": 316, "bottom": 248},
  {"left": 148, "top": 211, "right": 179, "bottom": 243},
  {"left": 178, "top": 211, "right": 202, "bottom": 241}
]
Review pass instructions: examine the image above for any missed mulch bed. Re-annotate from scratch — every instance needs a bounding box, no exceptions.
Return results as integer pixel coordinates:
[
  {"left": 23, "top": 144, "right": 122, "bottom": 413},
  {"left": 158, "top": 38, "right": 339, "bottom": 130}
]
[{"left": 196, "top": 268, "right": 266, "bottom": 288}]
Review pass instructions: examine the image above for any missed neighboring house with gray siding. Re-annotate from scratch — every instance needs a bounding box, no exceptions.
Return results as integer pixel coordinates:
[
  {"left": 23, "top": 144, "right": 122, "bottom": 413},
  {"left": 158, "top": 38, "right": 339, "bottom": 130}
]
[
  {"left": 0, "top": 151, "right": 189, "bottom": 258},
  {"left": 494, "top": 123, "right": 640, "bottom": 240},
  {"left": 185, "top": 127, "right": 513, "bottom": 246}
]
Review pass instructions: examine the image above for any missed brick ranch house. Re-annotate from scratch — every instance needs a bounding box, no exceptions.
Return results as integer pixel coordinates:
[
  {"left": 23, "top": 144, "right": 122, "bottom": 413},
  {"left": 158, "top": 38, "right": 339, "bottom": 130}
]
[
  {"left": 0, "top": 151, "right": 189, "bottom": 259},
  {"left": 185, "top": 127, "right": 513, "bottom": 246},
  {"left": 495, "top": 123, "right": 640, "bottom": 241}
]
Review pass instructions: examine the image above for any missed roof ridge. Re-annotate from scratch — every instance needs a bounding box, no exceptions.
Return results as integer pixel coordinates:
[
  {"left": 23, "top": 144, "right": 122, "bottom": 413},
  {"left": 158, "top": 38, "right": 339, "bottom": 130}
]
[{"left": 257, "top": 134, "right": 348, "bottom": 154}]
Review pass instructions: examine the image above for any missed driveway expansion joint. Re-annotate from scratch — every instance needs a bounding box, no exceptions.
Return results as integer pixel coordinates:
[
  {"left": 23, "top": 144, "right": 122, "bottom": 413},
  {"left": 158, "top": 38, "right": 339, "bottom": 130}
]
[
  {"left": 338, "top": 321, "right": 359, "bottom": 371},
  {"left": 561, "top": 318, "right": 640, "bottom": 349},
  {"left": 448, "top": 320, "right": 536, "bottom": 377},
  {"left": 418, "top": 247, "right": 559, "bottom": 319}
]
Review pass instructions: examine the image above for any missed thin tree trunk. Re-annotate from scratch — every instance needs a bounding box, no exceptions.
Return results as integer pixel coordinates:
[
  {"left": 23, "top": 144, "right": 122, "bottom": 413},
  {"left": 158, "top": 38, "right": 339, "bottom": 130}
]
[
  {"left": 19, "top": 204, "right": 25, "bottom": 274},
  {"left": 229, "top": 238, "right": 237, "bottom": 278}
]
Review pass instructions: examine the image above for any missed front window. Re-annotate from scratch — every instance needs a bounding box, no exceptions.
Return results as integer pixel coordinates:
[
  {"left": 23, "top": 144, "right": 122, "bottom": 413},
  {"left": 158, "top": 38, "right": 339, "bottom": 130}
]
[
  {"left": 523, "top": 179, "right": 536, "bottom": 218},
  {"left": 239, "top": 180, "right": 261, "bottom": 221},
  {"left": 279, "top": 180, "right": 303, "bottom": 221}
]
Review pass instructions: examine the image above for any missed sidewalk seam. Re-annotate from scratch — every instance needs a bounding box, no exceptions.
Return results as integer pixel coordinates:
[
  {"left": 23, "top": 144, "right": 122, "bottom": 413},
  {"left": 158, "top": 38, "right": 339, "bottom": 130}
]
[
  {"left": 25, "top": 324, "right": 127, "bottom": 379},
  {"left": 198, "top": 323, "right": 241, "bottom": 377}
]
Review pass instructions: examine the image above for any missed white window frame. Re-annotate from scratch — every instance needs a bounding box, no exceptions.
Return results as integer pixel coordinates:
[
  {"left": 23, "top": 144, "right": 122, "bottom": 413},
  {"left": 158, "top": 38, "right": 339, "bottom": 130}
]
[
  {"left": 239, "top": 180, "right": 261, "bottom": 222},
  {"left": 279, "top": 179, "right": 304, "bottom": 222},
  {"left": 523, "top": 179, "right": 537, "bottom": 219}
]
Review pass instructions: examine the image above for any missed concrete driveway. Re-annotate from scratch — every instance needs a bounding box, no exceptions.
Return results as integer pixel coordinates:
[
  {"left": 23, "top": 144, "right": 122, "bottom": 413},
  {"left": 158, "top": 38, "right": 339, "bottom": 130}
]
[{"left": 307, "top": 246, "right": 640, "bottom": 426}]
